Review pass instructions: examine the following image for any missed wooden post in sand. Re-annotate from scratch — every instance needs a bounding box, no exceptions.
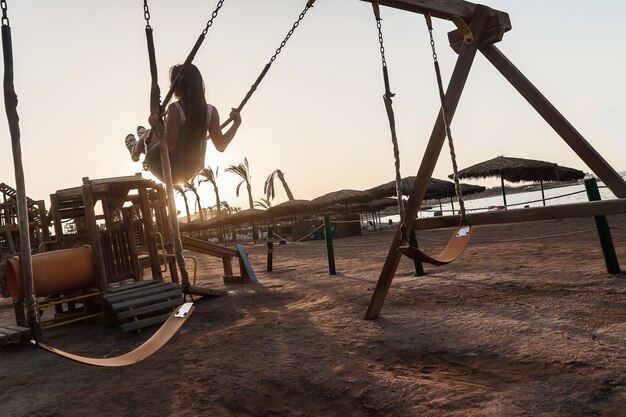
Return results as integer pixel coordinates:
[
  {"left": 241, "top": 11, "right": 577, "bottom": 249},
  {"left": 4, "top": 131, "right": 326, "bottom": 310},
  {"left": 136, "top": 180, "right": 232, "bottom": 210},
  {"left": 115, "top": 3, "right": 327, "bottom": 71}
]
[
  {"left": 2, "top": 19, "right": 41, "bottom": 338},
  {"left": 584, "top": 178, "right": 620, "bottom": 274},
  {"left": 323, "top": 215, "right": 336, "bottom": 275},
  {"left": 267, "top": 226, "right": 273, "bottom": 272}
]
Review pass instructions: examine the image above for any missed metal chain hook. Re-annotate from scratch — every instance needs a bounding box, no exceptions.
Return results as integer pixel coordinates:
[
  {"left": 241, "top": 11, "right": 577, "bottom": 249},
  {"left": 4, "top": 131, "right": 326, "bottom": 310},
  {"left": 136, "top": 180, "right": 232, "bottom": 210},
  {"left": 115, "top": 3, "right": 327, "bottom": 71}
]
[{"left": 1, "top": 0, "right": 9, "bottom": 27}]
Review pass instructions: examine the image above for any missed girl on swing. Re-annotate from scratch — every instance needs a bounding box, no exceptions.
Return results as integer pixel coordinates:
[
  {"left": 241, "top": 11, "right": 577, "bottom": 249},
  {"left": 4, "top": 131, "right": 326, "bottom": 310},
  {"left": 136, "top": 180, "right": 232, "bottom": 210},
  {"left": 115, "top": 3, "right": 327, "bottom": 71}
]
[{"left": 125, "top": 63, "right": 242, "bottom": 183}]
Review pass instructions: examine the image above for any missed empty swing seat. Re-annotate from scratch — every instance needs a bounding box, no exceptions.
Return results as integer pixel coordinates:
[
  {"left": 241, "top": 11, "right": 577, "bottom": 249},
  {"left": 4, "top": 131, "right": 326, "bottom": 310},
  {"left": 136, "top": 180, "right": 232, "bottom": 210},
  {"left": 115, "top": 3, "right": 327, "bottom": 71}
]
[{"left": 399, "top": 224, "right": 474, "bottom": 266}]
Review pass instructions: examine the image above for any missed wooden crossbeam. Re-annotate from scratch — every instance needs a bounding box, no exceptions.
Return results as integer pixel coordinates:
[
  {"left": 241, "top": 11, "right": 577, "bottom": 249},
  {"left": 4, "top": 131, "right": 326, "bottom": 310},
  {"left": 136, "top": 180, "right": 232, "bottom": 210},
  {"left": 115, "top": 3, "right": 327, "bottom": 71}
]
[
  {"left": 413, "top": 199, "right": 626, "bottom": 230},
  {"left": 358, "top": 0, "right": 508, "bottom": 21}
]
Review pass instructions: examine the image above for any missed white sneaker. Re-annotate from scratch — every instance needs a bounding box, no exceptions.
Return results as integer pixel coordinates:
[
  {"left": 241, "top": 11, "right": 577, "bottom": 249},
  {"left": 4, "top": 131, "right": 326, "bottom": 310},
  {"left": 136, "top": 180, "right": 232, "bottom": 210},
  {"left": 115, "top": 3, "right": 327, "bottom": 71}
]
[{"left": 125, "top": 134, "right": 139, "bottom": 162}]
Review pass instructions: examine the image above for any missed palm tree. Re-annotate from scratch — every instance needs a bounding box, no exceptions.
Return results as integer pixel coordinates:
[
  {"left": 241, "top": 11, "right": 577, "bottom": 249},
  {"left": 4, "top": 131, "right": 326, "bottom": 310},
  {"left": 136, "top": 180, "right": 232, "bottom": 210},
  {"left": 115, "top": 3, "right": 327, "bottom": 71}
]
[
  {"left": 198, "top": 166, "right": 221, "bottom": 216},
  {"left": 226, "top": 158, "right": 257, "bottom": 241},
  {"left": 226, "top": 158, "right": 254, "bottom": 210},
  {"left": 184, "top": 180, "right": 204, "bottom": 221},
  {"left": 265, "top": 169, "right": 294, "bottom": 201},
  {"left": 219, "top": 201, "right": 237, "bottom": 242},
  {"left": 254, "top": 197, "right": 272, "bottom": 209},
  {"left": 174, "top": 185, "right": 191, "bottom": 223}
]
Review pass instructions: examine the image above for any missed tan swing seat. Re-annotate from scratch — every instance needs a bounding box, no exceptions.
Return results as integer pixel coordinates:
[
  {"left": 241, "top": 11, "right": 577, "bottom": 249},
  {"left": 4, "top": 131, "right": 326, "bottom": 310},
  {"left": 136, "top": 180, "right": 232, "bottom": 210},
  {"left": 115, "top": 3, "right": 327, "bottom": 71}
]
[
  {"left": 37, "top": 302, "right": 194, "bottom": 367},
  {"left": 399, "top": 224, "right": 474, "bottom": 266}
]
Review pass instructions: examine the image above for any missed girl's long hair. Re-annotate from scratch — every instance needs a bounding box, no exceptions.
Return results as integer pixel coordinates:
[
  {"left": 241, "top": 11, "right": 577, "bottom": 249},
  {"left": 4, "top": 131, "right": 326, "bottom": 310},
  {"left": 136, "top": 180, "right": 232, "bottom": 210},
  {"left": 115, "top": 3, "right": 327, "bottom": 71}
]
[{"left": 170, "top": 64, "right": 208, "bottom": 142}]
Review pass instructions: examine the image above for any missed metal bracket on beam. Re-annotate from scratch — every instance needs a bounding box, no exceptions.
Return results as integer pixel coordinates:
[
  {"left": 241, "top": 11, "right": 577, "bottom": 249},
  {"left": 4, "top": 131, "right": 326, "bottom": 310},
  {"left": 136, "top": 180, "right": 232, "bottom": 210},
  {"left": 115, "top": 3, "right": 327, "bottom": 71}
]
[
  {"left": 450, "top": 16, "right": 473, "bottom": 44},
  {"left": 448, "top": 12, "right": 511, "bottom": 53}
]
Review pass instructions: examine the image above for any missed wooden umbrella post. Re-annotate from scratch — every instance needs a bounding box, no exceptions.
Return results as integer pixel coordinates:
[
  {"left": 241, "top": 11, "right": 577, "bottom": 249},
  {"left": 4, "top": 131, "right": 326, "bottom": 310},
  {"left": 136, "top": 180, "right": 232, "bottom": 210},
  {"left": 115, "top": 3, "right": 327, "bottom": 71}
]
[
  {"left": 540, "top": 179, "right": 546, "bottom": 206},
  {"left": 1, "top": 14, "right": 41, "bottom": 339},
  {"left": 323, "top": 215, "right": 336, "bottom": 275},
  {"left": 500, "top": 176, "right": 507, "bottom": 207},
  {"left": 266, "top": 226, "right": 273, "bottom": 272}
]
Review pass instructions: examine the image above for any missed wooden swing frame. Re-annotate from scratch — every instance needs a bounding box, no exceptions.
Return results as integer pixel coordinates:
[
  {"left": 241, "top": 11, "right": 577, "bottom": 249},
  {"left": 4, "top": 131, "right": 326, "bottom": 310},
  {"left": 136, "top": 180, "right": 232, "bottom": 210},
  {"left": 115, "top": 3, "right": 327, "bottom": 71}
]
[{"left": 361, "top": 0, "right": 626, "bottom": 320}]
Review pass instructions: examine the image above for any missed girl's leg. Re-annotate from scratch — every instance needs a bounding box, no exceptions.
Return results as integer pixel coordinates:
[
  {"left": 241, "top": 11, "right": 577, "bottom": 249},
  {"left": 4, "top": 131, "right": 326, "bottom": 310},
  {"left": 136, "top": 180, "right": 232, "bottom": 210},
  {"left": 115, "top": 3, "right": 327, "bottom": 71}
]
[{"left": 126, "top": 126, "right": 152, "bottom": 161}]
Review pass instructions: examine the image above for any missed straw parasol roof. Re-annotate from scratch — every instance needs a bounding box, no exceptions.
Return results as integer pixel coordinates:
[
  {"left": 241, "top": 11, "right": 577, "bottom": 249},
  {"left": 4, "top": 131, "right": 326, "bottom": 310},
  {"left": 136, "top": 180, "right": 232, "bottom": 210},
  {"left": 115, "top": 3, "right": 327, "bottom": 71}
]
[
  {"left": 220, "top": 208, "right": 265, "bottom": 225},
  {"left": 351, "top": 197, "right": 399, "bottom": 212},
  {"left": 310, "top": 189, "right": 375, "bottom": 209},
  {"left": 452, "top": 156, "right": 585, "bottom": 183},
  {"left": 452, "top": 156, "right": 585, "bottom": 207},
  {"left": 179, "top": 215, "right": 224, "bottom": 232},
  {"left": 367, "top": 177, "right": 485, "bottom": 200},
  {"left": 264, "top": 199, "right": 316, "bottom": 219}
]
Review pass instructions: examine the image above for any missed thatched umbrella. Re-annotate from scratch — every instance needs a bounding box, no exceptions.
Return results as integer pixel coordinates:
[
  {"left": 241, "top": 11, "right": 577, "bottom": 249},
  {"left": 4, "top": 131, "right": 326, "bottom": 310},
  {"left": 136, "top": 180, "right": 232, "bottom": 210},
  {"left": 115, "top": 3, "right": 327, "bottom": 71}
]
[
  {"left": 221, "top": 208, "right": 265, "bottom": 225},
  {"left": 357, "top": 197, "right": 399, "bottom": 212},
  {"left": 310, "top": 189, "right": 374, "bottom": 212},
  {"left": 451, "top": 156, "right": 585, "bottom": 206},
  {"left": 366, "top": 176, "right": 484, "bottom": 200},
  {"left": 179, "top": 215, "right": 224, "bottom": 232},
  {"left": 264, "top": 199, "right": 316, "bottom": 219},
  {"left": 366, "top": 177, "right": 485, "bottom": 214}
]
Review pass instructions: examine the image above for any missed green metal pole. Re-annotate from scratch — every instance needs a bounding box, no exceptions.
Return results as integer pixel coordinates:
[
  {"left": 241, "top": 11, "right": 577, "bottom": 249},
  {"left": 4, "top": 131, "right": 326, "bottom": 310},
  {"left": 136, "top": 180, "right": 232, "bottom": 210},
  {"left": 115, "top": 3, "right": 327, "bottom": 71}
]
[
  {"left": 266, "top": 226, "right": 273, "bottom": 272},
  {"left": 408, "top": 230, "right": 425, "bottom": 276},
  {"left": 584, "top": 178, "right": 621, "bottom": 274},
  {"left": 323, "top": 215, "right": 336, "bottom": 275}
]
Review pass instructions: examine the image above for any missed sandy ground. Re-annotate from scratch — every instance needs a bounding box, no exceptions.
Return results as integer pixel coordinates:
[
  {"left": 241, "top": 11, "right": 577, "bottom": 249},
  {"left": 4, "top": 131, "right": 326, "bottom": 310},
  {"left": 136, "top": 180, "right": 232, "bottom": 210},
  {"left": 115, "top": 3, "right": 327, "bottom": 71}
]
[{"left": 0, "top": 214, "right": 625, "bottom": 417}]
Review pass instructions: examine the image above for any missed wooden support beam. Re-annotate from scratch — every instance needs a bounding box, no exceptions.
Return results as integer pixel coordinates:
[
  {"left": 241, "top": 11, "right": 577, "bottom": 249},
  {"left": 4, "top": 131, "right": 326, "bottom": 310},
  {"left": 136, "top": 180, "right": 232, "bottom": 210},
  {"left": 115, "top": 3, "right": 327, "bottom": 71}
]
[
  {"left": 359, "top": 0, "right": 509, "bottom": 22},
  {"left": 56, "top": 184, "right": 108, "bottom": 200},
  {"left": 448, "top": 12, "right": 510, "bottom": 52},
  {"left": 180, "top": 235, "right": 239, "bottom": 258},
  {"left": 81, "top": 178, "right": 109, "bottom": 294},
  {"left": 138, "top": 187, "right": 162, "bottom": 281},
  {"left": 365, "top": 5, "right": 491, "bottom": 320},
  {"left": 413, "top": 199, "right": 626, "bottom": 230},
  {"left": 480, "top": 45, "right": 626, "bottom": 198}
]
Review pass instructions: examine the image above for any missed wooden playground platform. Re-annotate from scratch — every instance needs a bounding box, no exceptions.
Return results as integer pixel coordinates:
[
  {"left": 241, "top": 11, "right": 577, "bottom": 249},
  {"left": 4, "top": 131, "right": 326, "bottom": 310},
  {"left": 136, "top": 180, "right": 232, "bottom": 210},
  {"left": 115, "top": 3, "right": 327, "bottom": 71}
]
[{"left": 0, "top": 174, "right": 256, "bottom": 344}]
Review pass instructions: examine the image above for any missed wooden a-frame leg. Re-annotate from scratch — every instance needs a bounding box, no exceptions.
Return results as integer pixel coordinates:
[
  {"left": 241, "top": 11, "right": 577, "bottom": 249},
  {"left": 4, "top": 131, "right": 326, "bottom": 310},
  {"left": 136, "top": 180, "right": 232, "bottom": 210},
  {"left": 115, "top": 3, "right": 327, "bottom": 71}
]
[
  {"left": 480, "top": 45, "right": 626, "bottom": 198},
  {"left": 365, "top": 5, "right": 491, "bottom": 320}
]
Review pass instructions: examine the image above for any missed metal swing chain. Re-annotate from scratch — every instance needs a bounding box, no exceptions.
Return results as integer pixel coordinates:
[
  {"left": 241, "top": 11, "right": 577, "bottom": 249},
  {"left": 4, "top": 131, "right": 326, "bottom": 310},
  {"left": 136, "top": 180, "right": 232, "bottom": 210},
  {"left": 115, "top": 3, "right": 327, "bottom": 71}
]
[
  {"left": 270, "top": 1, "right": 315, "bottom": 63},
  {"left": 143, "top": 0, "right": 151, "bottom": 29},
  {"left": 1, "top": 0, "right": 9, "bottom": 27},
  {"left": 202, "top": 0, "right": 226, "bottom": 36},
  {"left": 219, "top": 0, "right": 316, "bottom": 128},
  {"left": 425, "top": 14, "right": 466, "bottom": 220},
  {"left": 373, "top": 2, "right": 405, "bottom": 225}
]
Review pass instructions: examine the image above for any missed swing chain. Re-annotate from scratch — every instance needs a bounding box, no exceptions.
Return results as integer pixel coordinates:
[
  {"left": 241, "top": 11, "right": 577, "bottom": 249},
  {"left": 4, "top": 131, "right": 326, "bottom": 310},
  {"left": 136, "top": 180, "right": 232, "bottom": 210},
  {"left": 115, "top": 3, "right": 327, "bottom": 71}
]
[
  {"left": 372, "top": 5, "right": 404, "bottom": 224},
  {"left": 202, "top": 0, "right": 226, "bottom": 36},
  {"left": 425, "top": 14, "right": 466, "bottom": 220},
  {"left": 143, "top": 0, "right": 151, "bottom": 29},
  {"left": 270, "top": 1, "right": 314, "bottom": 63},
  {"left": 376, "top": 20, "right": 387, "bottom": 68},
  {"left": 1, "top": 0, "right": 9, "bottom": 27}
]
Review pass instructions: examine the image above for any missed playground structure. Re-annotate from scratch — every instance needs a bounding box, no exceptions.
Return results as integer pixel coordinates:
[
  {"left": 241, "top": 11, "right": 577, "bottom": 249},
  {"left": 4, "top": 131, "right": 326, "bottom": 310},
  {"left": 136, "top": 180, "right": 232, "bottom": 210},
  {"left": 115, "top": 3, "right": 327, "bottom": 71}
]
[
  {"left": 0, "top": 0, "right": 623, "bottom": 362},
  {"left": 0, "top": 183, "right": 48, "bottom": 297},
  {"left": 1, "top": 174, "right": 255, "bottom": 346}
]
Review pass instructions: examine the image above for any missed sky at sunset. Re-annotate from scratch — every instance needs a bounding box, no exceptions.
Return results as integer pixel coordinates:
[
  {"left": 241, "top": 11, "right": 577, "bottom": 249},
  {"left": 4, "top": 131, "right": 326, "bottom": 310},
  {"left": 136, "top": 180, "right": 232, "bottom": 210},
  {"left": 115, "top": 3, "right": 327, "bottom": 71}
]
[{"left": 0, "top": 0, "right": 624, "bottom": 214}]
